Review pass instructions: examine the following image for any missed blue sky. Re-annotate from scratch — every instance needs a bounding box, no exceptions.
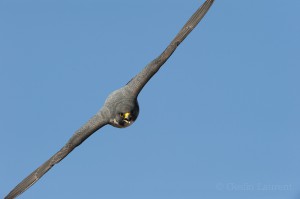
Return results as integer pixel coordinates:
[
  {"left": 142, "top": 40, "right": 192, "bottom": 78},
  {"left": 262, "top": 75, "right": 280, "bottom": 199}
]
[{"left": 1, "top": 0, "right": 300, "bottom": 198}]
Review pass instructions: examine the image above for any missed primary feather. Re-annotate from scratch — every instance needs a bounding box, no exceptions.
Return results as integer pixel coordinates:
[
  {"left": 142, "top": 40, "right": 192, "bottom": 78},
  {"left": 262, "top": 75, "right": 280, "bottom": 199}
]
[{"left": 5, "top": 0, "right": 214, "bottom": 198}]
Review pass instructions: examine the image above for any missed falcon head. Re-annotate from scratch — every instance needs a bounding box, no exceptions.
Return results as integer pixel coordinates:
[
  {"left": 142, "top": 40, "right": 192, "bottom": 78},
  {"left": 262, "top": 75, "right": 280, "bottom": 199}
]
[
  {"left": 111, "top": 100, "right": 139, "bottom": 128},
  {"left": 105, "top": 87, "right": 139, "bottom": 128}
]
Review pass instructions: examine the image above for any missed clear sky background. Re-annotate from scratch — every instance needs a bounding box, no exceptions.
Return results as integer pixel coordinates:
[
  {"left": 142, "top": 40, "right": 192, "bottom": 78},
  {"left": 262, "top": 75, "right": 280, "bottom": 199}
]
[{"left": 1, "top": 0, "right": 300, "bottom": 199}]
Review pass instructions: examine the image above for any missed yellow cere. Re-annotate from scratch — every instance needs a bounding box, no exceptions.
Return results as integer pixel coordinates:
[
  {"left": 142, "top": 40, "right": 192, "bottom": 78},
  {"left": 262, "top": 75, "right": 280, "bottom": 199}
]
[{"left": 124, "top": 112, "right": 131, "bottom": 119}]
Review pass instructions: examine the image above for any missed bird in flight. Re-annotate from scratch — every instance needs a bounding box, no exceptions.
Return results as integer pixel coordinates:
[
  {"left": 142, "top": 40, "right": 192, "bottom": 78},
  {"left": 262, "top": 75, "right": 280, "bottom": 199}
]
[{"left": 5, "top": 0, "right": 214, "bottom": 198}]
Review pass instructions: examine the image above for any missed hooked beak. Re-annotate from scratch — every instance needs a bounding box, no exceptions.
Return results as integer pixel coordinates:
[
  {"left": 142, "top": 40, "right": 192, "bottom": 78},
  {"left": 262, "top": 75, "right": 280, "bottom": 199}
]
[{"left": 123, "top": 112, "right": 131, "bottom": 124}]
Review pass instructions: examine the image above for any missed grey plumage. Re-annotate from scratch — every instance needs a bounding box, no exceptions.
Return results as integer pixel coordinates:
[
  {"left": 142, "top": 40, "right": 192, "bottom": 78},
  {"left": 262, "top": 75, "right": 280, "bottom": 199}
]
[
  {"left": 5, "top": 0, "right": 214, "bottom": 198},
  {"left": 127, "top": 0, "right": 214, "bottom": 96}
]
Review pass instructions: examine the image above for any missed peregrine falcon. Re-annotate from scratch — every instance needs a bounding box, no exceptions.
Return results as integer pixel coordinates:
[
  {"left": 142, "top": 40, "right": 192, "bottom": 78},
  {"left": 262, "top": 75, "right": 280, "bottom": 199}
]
[{"left": 5, "top": 0, "right": 214, "bottom": 198}]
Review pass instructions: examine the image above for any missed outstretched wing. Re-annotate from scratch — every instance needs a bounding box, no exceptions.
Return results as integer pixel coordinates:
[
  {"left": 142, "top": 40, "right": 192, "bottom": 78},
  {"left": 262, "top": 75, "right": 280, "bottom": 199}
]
[
  {"left": 5, "top": 111, "right": 109, "bottom": 199},
  {"left": 127, "top": 0, "right": 214, "bottom": 96},
  {"left": 6, "top": 1, "right": 215, "bottom": 198}
]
